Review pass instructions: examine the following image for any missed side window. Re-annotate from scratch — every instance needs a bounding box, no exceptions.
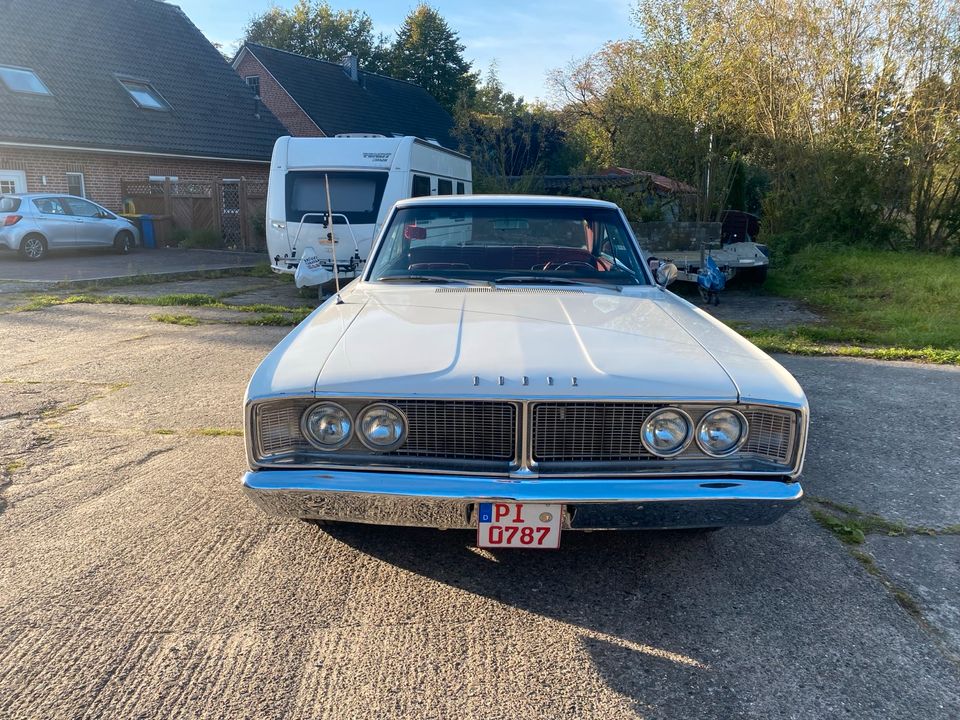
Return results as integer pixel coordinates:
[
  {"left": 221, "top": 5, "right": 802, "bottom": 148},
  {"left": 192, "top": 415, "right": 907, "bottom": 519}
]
[
  {"left": 456, "top": 182, "right": 465, "bottom": 195},
  {"left": 33, "top": 197, "right": 68, "bottom": 215},
  {"left": 437, "top": 179, "right": 453, "bottom": 195},
  {"left": 64, "top": 198, "right": 101, "bottom": 217},
  {"left": 412, "top": 174, "right": 431, "bottom": 197}
]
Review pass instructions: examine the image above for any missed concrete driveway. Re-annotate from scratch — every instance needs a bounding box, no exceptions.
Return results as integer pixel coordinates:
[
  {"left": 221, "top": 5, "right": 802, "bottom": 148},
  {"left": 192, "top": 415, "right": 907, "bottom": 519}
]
[
  {"left": 0, "top": 302, "right": 957, "bottom": 719},
  {"left": 0, "top": 247, "right": 264, "bottom": 284}
]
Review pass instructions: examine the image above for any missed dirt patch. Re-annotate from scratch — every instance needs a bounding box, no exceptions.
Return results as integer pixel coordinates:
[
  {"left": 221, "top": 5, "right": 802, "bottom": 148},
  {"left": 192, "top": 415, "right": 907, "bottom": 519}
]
[{"left": 681, "top": 289, "right": 824, "bottom": 330}]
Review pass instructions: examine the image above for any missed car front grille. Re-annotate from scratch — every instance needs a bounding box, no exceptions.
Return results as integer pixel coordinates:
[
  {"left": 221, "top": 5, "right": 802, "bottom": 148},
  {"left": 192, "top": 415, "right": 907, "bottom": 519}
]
[
  {"left": 387, "top": 400, "right": 516, "bottom": 461},
  {"left": 532, "top": 402, "right": 658, "bottom": 462},
  {"left": 253, "top": 398, "right": 799, "bottom": 473}
]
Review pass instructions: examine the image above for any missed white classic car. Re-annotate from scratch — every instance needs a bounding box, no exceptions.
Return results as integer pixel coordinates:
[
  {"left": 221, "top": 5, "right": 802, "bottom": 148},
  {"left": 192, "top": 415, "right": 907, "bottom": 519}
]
[{"left": 242, "top": 196, "right": 808, "bottom": 548}]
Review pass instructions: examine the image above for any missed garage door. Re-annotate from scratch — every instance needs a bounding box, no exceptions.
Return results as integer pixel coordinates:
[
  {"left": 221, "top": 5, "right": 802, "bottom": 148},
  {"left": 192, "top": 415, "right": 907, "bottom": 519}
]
[{"left": 0, "top": 170, "right": 27, "bottom": 195}]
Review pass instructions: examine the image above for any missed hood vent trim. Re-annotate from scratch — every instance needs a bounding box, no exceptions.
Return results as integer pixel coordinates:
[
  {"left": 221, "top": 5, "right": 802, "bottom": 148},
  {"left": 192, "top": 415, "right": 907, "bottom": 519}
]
[{"left": 434, "top": 287, "right": 589, "bottom": 294}]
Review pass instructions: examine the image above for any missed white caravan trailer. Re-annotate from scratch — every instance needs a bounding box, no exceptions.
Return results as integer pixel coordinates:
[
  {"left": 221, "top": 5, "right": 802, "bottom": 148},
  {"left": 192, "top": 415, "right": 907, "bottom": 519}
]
[{"left": 265, "top": 135, "right": 472, "bottom": 286}]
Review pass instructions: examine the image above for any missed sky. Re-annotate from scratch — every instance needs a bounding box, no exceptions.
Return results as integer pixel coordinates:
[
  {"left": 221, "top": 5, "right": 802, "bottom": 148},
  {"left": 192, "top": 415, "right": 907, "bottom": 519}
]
[{"left": 175, "top": 0, "right": 635, "bottom": 103}]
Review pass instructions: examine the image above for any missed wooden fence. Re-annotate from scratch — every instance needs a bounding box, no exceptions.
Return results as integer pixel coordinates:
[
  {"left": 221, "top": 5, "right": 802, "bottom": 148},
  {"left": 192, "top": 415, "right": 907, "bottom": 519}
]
[{"left": 120, "top": 178, "right": 267, "bottom": 252}]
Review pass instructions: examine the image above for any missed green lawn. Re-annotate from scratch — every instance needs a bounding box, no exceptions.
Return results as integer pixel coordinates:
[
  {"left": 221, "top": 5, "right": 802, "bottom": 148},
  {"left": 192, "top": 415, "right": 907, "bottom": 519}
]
[{"left": 762, "top": 245, "right": 960, "bottom": 351}]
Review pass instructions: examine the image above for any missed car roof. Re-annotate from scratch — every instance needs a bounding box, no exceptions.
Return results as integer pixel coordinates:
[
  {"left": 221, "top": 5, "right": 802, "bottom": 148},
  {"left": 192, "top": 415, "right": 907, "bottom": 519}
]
[
  {"left": 392, "top": 194, "right": 622, "bottom": 210},
  {"left": 0, "top": 193, "right": 98, "bottom": 202}
]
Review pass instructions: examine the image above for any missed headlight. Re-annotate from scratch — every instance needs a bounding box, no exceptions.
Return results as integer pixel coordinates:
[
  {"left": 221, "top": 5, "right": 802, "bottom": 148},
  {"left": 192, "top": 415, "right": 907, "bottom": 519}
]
[
  {"left": 696, "top": 408, "right": 748, "bottom": 456},
  {"left": 301, "top": 402, "right": 352, "bottom": 450},
  {"left": 640, "top": 408, "right": 692, "bottom": 457},
  {"left": 357, "top": 403, "right": 407, "bottom": 451}
]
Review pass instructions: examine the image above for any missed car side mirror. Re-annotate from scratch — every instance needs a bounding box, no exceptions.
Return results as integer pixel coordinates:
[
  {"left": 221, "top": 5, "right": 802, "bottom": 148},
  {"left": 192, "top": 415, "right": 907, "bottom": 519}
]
[{"left": 656, "top": 262, "right": 678, "bottom": 287}]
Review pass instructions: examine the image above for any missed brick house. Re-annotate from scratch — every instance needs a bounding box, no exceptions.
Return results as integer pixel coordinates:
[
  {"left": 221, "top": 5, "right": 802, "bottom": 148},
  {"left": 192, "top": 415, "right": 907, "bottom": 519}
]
[
  {"left": 232, "top": 43, "right": 457, "bottom": 148},
  {"left": 0, "top": 0, "right": 286, "bottom": 215}
]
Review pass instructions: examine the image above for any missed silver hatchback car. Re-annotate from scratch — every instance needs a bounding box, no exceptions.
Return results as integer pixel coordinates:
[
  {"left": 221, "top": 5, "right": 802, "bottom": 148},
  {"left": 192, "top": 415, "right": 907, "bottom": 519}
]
[{"left": 0, "top": 193, "right": 140, "bottom": 260}]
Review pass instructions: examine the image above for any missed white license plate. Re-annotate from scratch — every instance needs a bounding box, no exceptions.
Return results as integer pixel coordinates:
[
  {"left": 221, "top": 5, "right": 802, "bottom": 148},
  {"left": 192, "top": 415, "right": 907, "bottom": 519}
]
[{"left": 476, "top": 502, "right": 562, "bottom": 549}]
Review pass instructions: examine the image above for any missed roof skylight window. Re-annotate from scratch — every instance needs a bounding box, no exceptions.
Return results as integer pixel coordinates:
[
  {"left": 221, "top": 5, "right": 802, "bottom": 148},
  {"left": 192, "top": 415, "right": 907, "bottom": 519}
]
[
  {"left": 0, "top": 65, "right": 51, "bottom": 95},
  {"left": 118, "top": 78, "right": 170, "bottom": 111}
]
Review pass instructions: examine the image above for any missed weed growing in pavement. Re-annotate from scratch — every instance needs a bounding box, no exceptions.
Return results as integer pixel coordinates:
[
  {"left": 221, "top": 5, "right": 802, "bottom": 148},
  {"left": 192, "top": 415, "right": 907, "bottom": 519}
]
[
  {"left": 193, "top": 428, "right": 243, "bottom": 437},
  {"left": 807, "top": 497, "right": 958, "bottom": 540},
  {"left": 242, "top": 312, "right": 311, "bottom": 326},
  {"left": 152, "top": 314, "right": 200, "bottom": 326}
]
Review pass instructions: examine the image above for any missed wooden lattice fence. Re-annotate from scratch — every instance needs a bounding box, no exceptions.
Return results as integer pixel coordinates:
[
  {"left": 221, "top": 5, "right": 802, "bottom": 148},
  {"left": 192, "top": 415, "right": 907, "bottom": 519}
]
[{"left": 120, "top": 177, "right": 267, "bottom": 251}]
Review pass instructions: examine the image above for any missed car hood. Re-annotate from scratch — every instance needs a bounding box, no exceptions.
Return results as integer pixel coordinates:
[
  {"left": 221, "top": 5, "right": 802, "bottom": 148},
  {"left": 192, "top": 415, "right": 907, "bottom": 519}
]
[
  {"left": 309, "top": 285, "right": 745, "bottom": 401},
  {"left": 248, "top": 284, "right": 806, "bottom": 407}
]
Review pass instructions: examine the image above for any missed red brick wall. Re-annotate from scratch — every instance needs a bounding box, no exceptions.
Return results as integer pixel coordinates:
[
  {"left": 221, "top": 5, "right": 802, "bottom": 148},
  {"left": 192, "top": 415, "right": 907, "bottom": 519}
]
[
  {"left": 0, "top": 146, "right": 268, "bottom": 212},
  {"left": 234, "top": 51, "right": 325, "bottom": 138}
]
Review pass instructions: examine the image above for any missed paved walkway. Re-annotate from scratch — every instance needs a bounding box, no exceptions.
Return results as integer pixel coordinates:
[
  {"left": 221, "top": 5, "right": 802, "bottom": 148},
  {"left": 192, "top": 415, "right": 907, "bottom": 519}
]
[{"left": 0, "top": 247, "right": 264, "bottom": 284}]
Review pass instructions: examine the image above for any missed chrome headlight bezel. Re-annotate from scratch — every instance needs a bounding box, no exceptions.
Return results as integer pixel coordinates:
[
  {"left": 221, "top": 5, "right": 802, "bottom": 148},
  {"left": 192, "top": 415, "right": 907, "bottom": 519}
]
[
  {"left": 357, "top": 402, "right": 408, "bottom": 452},
  {"left": 300, "top": 401, "right": 353, "bottom": 451},
  {"left": 695, "top": 407, "right": 749, "bottom": 457},
  {"left": 640, "top": 407, "right": 694, "bottom": 458}
]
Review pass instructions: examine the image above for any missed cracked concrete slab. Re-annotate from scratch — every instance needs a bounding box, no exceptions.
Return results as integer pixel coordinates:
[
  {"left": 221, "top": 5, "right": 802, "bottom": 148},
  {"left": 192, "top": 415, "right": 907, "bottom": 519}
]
[
  {"left": 1, "top": 304, "right": 958, "bottom": 719},
  {"left": 778, "top": 355, "right": 960, "bottom": 528},
  {"left": 866, "top": 534, "right": 960, "bottom": 660}
]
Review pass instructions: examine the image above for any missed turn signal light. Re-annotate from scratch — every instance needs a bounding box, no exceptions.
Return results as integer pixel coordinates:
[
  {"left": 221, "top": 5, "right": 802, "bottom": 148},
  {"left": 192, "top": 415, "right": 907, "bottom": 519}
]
[{"left": 3, "top": 214, "right": 22, "bottom": 226}]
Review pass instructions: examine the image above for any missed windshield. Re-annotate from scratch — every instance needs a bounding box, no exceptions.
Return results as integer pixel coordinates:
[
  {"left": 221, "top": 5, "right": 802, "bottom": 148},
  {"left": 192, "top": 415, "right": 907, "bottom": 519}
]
[
  {"left": 367, "top": 204, "right": 647, "bottom": 286},
  {"left": 285, "top": 171, "right": 388, "bottom": 225}
]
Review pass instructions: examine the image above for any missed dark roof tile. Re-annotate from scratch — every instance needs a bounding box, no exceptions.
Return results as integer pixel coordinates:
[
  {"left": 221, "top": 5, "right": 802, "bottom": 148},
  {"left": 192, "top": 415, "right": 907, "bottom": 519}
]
[
  {"left": 242, "top": 43, "right": 456, "bottom": 148},
  {"left": 0, "top": 0, "right": 286, "bottom": 161}
]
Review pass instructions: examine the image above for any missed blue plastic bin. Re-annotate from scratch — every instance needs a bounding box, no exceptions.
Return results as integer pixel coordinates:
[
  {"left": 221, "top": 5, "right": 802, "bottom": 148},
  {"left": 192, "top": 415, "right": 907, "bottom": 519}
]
[{"left": 140, "top": 215, "right": 156, "bottom": 249}]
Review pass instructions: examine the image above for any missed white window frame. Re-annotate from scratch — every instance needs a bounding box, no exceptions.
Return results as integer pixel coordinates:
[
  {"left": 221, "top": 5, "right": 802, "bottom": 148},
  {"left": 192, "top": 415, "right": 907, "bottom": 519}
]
[
  {"left": 65, "top": 172, "right": 86, "bottom": 198},
  {"left": 0, "top": 64, "right": 51, "bottom": 95},
  {"left": 244, "top": 75, "right": 260, "bottom": 97},
  {"left": 0, "top": 170, "right": 27, "bottom": 194}
]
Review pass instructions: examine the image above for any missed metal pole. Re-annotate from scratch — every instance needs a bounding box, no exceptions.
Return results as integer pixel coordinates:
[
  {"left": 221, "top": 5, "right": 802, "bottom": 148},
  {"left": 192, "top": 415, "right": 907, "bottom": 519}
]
[{"left": 324, "top": 174, "right": 342, "bottom": 304}]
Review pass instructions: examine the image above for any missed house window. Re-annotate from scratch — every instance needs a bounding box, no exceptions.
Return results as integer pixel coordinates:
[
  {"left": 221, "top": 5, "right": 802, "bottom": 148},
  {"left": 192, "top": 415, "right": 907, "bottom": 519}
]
[
  {"left": 437, "top": 179, "right": 453, "bottom": 196},
  {"left": 245, "top": 76, "right": 260, "bottom": 97},
  {"left": 412, "top": 174, "right": 431, "bottom": 197},
  {"left": 456, "top": 182, "right": 465, "bottom": 195},
  {"left": 0, "top": 65, "right": 51, "bottom": 95},
  {"left": 0, "top": 180, "right": 17, "bottom": 195},
  {"left": 118, "top": 78, "right": 170, "bottom": 111},
  {"left": 66, "top": 172, "right": 85, "bottom": 198}
]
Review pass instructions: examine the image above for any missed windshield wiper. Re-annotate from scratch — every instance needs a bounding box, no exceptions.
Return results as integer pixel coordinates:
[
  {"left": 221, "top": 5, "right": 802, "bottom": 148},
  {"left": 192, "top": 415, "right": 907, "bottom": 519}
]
[
  {"left": 376, "top": 275, "right": 492, "bottom": 286},
  {"left": 494, "top": 275, "right": 621, "bottom": 290}
]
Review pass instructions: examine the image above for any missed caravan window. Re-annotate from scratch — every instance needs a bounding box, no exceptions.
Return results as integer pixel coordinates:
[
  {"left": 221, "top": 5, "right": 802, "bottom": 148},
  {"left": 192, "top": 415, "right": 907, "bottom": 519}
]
[
  {"left": 412, "top": 174, "right": 431, "bottom": 197},
  {"left": 285, "top": 171, "right": 388, "bottom": 225},
  {"left": 437, "top": 179, "right": 453, "bottom": 195}
]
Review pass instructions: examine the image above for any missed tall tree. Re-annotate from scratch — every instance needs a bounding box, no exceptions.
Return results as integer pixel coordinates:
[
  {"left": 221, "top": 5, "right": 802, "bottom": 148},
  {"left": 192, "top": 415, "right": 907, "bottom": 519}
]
[
  {"left": 387, "top": 3, "right": 478, "bottom": 113},
  {"left": 244, "top": 1, "right": 389, "bottom": 72}
]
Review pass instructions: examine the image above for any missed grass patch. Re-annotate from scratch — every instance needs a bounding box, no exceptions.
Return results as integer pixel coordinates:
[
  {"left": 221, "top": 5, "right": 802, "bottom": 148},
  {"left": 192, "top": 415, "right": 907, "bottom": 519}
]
[
  {"left": 3, "top": 461, "right": 24, "bottom": 475},
  {"left": 152, "top": 313, "right": 200, "bottom": 326},
  {"left": 53, "top": 266, "right": 274, "bottom": 292},
  {"left": 242, "top": 311, "right": 311, "bottom": 326},
  {"left": 767, "top": 245, "right": 960, "bottom": 349},
  {"left": 739, "top": 328, "right": 960, "bottom": 365},
  {"left": 193, "top": 428, "right": 243, "bottom": 437},
  {"left": 16, "top": 292, "right": 307, "bottom": 316},
  {"left": 807, "top": 496, "right": 959, "bottom": 538}
]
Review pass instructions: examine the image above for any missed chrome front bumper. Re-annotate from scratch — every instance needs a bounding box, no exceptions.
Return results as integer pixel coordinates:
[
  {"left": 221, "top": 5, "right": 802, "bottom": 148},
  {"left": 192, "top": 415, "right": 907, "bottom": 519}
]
[{"left": 242, "top": 470, "right": 803, "bottom": 530}]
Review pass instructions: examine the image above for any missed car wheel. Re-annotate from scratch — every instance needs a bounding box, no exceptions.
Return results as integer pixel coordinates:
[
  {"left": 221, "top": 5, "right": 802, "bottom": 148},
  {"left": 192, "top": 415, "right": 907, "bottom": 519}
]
[
  {"left": 19, "top": 234, "right": 47, "bottom": 261},
  {"left": 114, "top": 231, "right": 133, "bottom": 255}
]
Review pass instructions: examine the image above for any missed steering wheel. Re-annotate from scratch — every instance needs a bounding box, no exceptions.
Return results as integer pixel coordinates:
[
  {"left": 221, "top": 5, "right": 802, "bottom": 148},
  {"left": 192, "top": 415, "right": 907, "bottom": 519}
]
[{"left": 542, "top": 261, "right": 598, "bottom": 272}]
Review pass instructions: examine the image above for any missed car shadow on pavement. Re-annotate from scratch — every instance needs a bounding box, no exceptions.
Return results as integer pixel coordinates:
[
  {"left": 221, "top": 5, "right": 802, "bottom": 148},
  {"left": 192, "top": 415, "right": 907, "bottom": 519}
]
[
  {"left": 318, "top": 521, "right": 780, "bottom": 717},
  {"left": 314, "top": 514, "right": 960, "bottom": 719}
]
